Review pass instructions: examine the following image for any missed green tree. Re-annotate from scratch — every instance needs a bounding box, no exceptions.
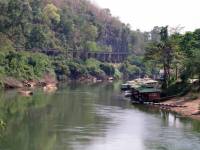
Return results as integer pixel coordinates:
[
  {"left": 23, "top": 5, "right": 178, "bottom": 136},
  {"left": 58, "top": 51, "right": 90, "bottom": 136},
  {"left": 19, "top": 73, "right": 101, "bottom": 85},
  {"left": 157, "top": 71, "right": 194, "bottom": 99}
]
[
  {"left": 85, "top": 41, "right": 100, "bottom": 52},
  {"left": 82, "top": 24, "right": 98, "bottom": 41},
  {"left": 43, "top": 3, "right": 60, "bottom": 24},
  {"left": 0, "top": 33, "right": 14, "bottom": 51},
  {"left": 145, "top": 26, "right": 174, "bottom": 88}
]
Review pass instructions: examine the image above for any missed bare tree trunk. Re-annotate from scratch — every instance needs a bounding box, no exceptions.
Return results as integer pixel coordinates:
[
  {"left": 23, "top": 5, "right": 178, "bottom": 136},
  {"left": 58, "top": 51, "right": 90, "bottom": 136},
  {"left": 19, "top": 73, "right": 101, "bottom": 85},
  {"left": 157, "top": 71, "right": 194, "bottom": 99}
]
[
  {"left": 175, "top": 66, "right": 178, "bottom": 80},
  {"left": 163, "top": 63, "right": 168, "bottom": 89},
  {"left": 199, "top": 74, "right": 200, "bottom": 87}
]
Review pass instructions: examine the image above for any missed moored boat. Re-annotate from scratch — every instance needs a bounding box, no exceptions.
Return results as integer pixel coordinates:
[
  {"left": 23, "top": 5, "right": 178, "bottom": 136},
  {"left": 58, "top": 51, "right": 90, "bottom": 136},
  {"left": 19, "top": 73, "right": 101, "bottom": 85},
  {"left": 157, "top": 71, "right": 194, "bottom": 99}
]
[{"left": 121, "top": 78, "right": 161, "bottom": 102}]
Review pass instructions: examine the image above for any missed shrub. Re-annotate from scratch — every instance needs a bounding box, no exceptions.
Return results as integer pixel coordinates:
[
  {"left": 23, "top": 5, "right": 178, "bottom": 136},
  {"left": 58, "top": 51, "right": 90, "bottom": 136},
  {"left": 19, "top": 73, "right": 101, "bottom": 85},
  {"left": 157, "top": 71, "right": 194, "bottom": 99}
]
[
  {"left": 0, "top": 51, "right": 53, "bottom": 81},
  {"left": 120, "top": 61, "right": 141, "bottom": 79},
  {"left": 85, "top": 59, "right": 104, "bottom": 77},
  {"left": 100, "top": 63, "right": 115, "bottom": 76},
  {"left": 68, "top": 61, "right": 87, "bottom": 79},
  {"left": 114, "top": 68, "right": 122, "bottom": 79}
]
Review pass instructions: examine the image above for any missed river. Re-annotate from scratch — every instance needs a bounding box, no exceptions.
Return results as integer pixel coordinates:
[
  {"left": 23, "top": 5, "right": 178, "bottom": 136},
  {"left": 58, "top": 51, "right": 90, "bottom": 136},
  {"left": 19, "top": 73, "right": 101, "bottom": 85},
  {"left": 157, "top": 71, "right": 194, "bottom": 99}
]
[{"left": 0, "top": 82, "right": 200, "bottom": 150}]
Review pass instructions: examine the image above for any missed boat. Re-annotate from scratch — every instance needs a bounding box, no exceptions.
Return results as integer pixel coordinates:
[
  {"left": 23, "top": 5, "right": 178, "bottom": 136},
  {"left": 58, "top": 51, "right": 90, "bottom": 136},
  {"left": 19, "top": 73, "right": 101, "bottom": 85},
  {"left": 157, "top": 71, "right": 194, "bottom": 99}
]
[
  {"left": 124, "top": 91, "right": 132, "bottom": 97},
  {"left": 121, "top": 83, "right": 131, "bottom": 91},
  {"left": 121, "top": 78, "right": 161, "bottom": 102}
]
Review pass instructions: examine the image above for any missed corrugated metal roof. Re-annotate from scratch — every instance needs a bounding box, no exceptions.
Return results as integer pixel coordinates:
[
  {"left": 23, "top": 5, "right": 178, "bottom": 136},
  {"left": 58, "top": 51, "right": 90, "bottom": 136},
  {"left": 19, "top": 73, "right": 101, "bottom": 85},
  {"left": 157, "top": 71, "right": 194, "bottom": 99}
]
[{"left": 137, "top": 87, "right": 161, "bottom": 93}]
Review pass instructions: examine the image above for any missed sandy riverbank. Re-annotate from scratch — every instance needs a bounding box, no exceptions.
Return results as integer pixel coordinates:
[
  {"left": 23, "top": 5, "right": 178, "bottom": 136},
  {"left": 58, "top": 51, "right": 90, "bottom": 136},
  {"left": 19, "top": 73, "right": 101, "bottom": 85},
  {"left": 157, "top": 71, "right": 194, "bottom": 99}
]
[{"left": 161, "top": 97, "right": 200, "bottom": 121}]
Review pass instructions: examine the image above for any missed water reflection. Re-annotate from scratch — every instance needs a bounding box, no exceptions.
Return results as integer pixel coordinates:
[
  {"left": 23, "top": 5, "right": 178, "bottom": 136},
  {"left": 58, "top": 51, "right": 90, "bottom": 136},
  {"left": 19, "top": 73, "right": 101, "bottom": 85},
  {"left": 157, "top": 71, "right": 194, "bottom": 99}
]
[{"left": 0, "top": 82, "right": 200, "bottom": 150}]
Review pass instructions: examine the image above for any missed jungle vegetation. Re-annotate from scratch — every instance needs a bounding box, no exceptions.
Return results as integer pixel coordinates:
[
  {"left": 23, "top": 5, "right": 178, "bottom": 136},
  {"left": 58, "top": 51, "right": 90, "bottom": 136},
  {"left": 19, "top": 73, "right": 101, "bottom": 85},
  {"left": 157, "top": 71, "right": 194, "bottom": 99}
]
[
  {"left": 0, "top": 0, "right": 199, "bottom": 89},
  {"left": 145, "top": 26, "right": 200, "bottom": 94},
  {"left": 0, "top": 0, "right": 151, "bottom": 84}
]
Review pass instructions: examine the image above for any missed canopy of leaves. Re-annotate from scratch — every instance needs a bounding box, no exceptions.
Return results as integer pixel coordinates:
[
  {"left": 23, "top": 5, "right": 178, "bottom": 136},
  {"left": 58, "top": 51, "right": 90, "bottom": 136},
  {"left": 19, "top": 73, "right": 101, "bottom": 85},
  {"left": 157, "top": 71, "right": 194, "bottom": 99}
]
[
  {"left": 0, "top": 0, "right": 149, "bottom": 53},
  {"left": 0, "top": 51, "right": 53, "bottom": 81},
  {"left": 43, "top": 3, "right": 60, "bottom": 23}
]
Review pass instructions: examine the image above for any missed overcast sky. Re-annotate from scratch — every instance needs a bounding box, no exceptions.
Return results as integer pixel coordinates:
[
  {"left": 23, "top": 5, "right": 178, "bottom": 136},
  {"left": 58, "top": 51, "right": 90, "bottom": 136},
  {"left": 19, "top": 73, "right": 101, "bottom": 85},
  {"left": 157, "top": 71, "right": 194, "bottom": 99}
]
[{"left": 91, "top": 0, "right": 200, "bottom": 32}]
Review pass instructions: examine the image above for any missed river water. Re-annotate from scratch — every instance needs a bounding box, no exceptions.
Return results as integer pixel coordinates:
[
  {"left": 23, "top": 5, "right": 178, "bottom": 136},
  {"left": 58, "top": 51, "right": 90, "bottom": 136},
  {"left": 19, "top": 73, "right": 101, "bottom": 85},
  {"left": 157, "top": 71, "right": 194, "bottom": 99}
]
[{"left": 0, "top": 82, "right": 200, "bottom": 150}]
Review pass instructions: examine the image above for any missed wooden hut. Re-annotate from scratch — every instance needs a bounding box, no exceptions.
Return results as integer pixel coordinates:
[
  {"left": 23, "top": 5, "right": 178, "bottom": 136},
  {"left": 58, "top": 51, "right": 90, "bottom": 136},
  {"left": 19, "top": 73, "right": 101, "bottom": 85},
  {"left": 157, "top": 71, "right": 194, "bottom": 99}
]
[{"left": 131, "top": 86, "right": 161, "bottom": 102}]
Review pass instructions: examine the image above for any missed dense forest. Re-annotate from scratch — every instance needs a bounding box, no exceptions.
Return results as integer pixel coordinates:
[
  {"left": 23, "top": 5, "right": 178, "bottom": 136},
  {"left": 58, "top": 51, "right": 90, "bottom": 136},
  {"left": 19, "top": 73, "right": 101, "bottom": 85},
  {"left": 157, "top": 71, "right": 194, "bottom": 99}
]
[
  {"left": 0, "top": 0, "right": 147, "bottom": 53},
  {"left": 0, "top": 0, "right": 152, "bottom": 85},
  {"left": 0, "top": 0, "right": 199, "bottom": 90}
]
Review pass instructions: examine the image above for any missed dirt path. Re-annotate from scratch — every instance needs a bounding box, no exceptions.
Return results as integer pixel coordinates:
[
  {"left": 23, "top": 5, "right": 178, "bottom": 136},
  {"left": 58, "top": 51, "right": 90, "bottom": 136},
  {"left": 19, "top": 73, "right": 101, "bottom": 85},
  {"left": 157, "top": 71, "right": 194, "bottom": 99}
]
[{"left": 162, "top": 97, "right": 200, "bottom": 120}]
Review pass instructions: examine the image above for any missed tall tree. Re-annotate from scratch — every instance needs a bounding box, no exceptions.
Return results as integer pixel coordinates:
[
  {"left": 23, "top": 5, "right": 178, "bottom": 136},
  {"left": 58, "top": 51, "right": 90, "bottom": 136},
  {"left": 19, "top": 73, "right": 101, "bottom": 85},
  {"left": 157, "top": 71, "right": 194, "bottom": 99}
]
[{"left": 145, "top": 26, "right": 174, "bottom": 88}]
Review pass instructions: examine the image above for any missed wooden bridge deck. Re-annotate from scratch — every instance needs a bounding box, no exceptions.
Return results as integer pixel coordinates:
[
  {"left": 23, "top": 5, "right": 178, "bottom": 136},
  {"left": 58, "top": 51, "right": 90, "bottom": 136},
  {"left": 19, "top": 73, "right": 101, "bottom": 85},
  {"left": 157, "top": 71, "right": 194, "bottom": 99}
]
[{"left": 41, "top": 49, "right": 129, "bottom": 63}]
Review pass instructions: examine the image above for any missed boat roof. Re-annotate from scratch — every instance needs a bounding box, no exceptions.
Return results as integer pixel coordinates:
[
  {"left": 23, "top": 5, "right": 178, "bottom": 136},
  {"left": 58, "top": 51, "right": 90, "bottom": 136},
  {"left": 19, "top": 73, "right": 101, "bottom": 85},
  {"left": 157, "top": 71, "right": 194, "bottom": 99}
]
[
  {"left": 143, "top": 80, "right": 158, "bottom": 84},
  {"left": 130, "top": 84, "right": 141, "bottom": 89},
  {"left": 127, "top": 80, "right": 136, "bottom": 84},
  {"left": 121, "top": 83, "right": 129, "bottom": 86},
  {"left": 136, "top": 87, "right": 161, "bottom": 93},
  {"left": 127, "top": 78, "right": 158, "bottom": 85}
]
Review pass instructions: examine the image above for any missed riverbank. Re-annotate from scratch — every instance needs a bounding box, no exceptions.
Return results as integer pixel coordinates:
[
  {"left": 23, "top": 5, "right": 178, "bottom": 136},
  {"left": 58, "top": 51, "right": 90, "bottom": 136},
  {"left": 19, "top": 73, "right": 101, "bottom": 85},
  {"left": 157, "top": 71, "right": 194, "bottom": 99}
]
[
  {"left": 0, "top": 74, "right": 116, "bottom": 95},
  {"left": 161, "top": 96, "right": 200, "bottom": 121},
  {"left": 126, "top": 78, "right": 200, "bottom": 121}
]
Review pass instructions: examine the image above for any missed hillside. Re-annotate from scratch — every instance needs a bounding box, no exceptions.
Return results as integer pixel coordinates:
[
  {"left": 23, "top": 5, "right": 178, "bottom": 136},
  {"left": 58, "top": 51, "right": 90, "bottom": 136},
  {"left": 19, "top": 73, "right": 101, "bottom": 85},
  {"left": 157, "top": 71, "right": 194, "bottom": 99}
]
[
  {"left": 0, "top": 0, "right": 144, "bottom": 53},
  {"left": 0, "top": 0, "right": 151, "bottom": 86}
]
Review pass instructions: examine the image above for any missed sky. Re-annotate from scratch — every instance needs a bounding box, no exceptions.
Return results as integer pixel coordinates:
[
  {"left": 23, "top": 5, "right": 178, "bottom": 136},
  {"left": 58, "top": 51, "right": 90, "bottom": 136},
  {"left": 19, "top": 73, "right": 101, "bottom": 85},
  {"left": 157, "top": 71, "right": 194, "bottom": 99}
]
[{"left": 91, "top": 0, "right": 200, "bottom": 32}]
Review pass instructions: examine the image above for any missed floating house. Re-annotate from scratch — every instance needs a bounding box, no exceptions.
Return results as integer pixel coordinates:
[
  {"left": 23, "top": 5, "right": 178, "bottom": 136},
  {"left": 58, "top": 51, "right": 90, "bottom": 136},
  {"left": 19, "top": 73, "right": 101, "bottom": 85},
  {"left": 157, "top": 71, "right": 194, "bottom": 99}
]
[
  {"left": 131, "top": 86, "right": 161, "bottom": 102},
  {"left": 121, "top": 78, "right": 161, "bottom": 102}
]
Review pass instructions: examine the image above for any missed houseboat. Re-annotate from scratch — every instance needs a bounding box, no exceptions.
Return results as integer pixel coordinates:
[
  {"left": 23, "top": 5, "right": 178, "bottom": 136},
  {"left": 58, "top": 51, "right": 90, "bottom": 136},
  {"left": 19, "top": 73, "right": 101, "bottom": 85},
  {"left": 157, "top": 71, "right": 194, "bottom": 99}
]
[
  {"left": 130, "top": 85, "right": 161, "bottom": 103},
  {"left": 121, "top": 78, "right": 161, "bottom": 102}
]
